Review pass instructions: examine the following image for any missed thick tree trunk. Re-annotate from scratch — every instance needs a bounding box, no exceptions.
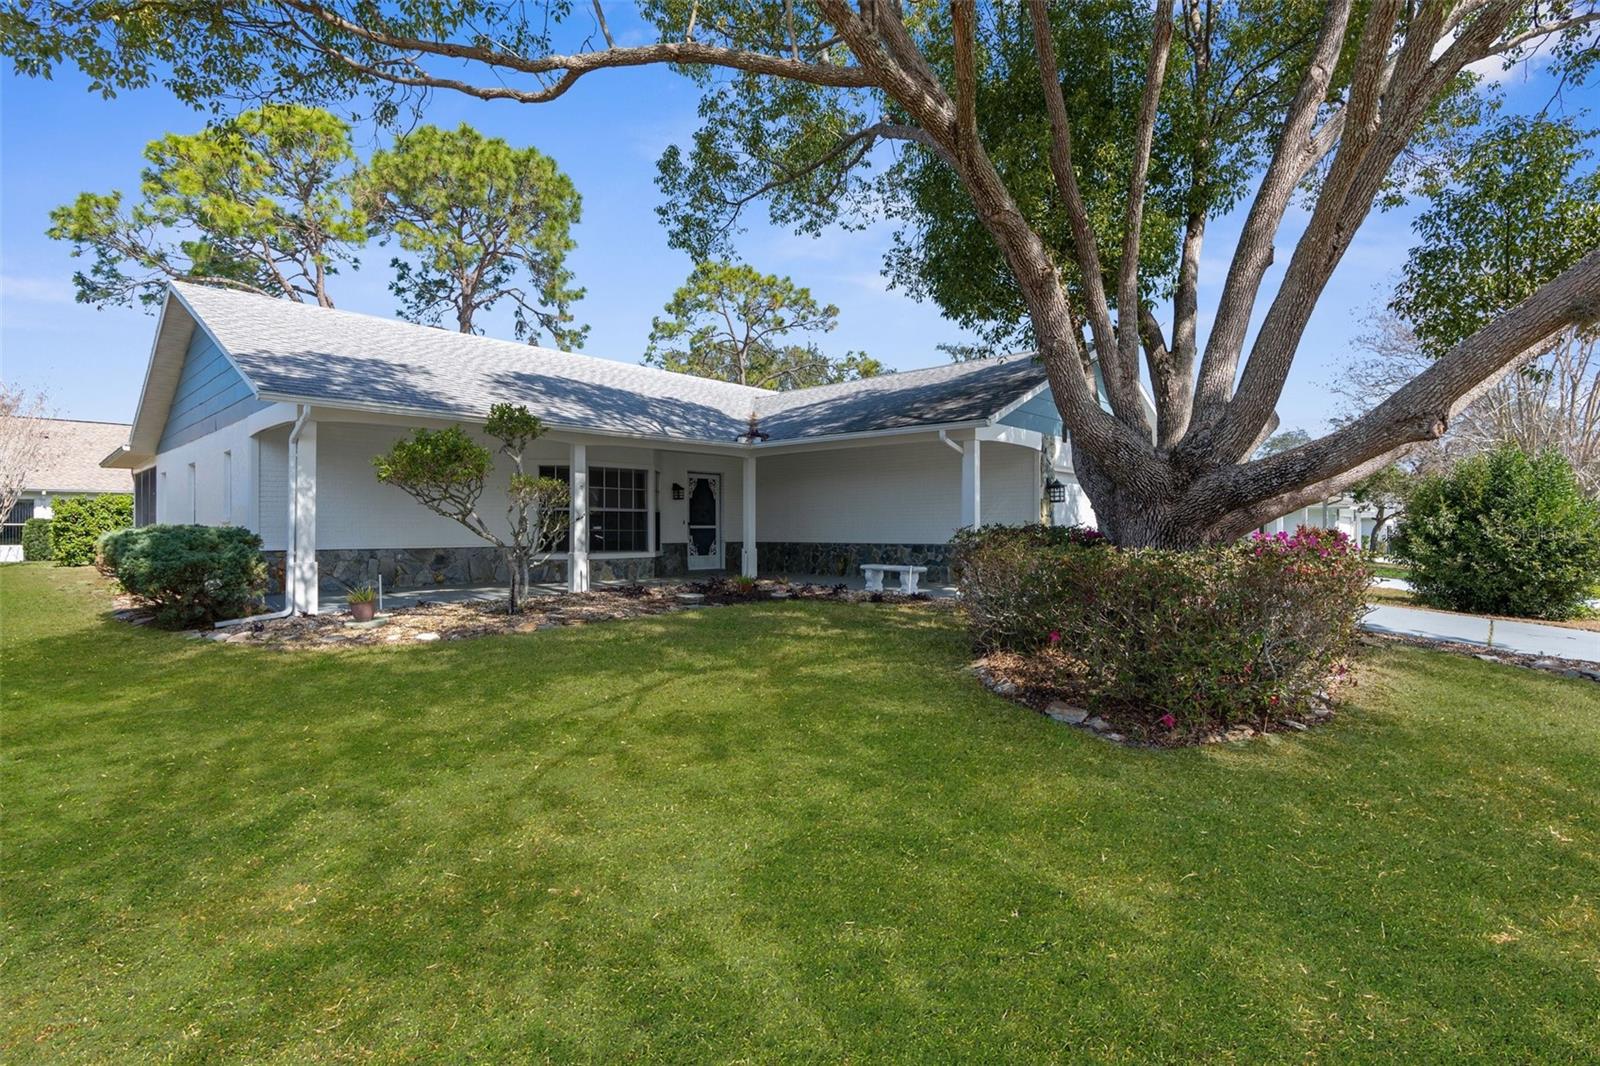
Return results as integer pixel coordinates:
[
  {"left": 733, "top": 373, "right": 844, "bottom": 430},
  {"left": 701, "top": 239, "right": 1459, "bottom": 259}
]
[
  {"left": 1072, "top": 440, "right": 1200, "bottom": 548},
  {"left": 1368, "top": 509, "right": 1396, "bottom": 552},
  {"left": 506, "top": 548, "right": 524, "bottom": 614}
]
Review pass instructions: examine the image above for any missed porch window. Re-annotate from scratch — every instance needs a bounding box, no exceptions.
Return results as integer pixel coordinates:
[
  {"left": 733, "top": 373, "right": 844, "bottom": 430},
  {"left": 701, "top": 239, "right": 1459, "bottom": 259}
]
[
  {"left": 536, "top": 464, "right": 571, "bottom": 552},
  {"left": 134, "top": 468, "right": 157, "bottom": 526},
  {"left": 0, "top": 499, "right": 34, "bottom": 546},
  {"left": 589, "top": 466, "right": 648, "bottom": 553}
]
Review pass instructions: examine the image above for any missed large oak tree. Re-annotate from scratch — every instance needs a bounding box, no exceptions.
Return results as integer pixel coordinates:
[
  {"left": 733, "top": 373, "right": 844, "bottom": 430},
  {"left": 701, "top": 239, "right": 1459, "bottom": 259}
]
[{"left": 7, "top": 1, "right": 1599, "bottom": 546}]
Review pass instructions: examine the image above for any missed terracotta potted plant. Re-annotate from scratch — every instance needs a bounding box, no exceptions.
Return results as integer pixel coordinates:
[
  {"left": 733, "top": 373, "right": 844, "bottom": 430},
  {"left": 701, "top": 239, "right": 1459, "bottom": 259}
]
[{"left": 348, "top": 584, "right": 378, "bottom": 622}]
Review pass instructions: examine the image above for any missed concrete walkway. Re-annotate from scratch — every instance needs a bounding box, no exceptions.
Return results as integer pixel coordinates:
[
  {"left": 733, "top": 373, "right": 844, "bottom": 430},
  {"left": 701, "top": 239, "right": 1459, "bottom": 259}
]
[{"left": 1362, "top": 602, "right": 1600, "bottom": 664}]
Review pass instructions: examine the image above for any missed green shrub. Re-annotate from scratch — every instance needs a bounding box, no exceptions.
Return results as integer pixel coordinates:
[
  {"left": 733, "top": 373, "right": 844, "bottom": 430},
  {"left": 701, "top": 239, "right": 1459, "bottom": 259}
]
[
  {"left": 1391, "top": 446, "right": 1600, "bottom": 620},
  {"left": 953, "top": 524, "right": 1370, "bottom": 737},
  {"left": 100, "top": 525, "right": 266, "bottom": 629},
  {"left": 21, "top": 518, "right": 53, "bottom": 561},
  {"left": 49, "top": 494, "right": 133, "bottom": 566}
]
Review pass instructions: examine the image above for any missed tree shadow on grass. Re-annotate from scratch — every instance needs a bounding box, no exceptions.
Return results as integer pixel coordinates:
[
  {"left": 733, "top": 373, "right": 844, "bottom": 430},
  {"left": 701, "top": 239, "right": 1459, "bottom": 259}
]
[{"left": 8, "top": 590, "right": 1600, "bottom": 1060}]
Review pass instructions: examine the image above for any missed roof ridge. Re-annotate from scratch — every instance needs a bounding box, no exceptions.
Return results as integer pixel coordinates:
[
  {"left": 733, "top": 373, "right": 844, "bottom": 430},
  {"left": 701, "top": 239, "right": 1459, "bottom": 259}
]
[
  {"left": 753, "top": 351, "right": 1035, "bottom": 415},
  {"left": 170, "top": 280, "right": 777, "bottom": 402}
]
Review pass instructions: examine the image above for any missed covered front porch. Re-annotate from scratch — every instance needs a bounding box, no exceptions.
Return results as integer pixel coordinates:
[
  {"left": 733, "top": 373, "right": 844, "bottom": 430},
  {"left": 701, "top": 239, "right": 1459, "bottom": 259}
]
[{"left": 187, "top": 404, "right": 1076, "bottom": 615}]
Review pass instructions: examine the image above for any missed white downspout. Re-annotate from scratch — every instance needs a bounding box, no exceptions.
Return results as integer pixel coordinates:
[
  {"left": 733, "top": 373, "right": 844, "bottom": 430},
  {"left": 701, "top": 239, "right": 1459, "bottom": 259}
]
[
  {"left": 215, "top": 405, "right": 309, "bottom": 628},
  {"left": 937, "top": 429, "right": 964, "bottom": 454}
]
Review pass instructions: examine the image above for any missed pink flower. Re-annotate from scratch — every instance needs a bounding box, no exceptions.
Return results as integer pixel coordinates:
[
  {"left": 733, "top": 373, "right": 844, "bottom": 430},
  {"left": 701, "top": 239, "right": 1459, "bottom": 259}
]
[
  {"left": 1048, "top": 630, "right": 1061, "bottom": 644},
  {"left": 1159, "top": 713, "right": 1177, "bottom": 729}
]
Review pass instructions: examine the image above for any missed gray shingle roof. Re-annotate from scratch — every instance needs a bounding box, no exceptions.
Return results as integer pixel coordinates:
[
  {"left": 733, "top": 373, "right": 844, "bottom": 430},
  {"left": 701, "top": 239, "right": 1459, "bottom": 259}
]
[
  {"left": 172, "top": 282, "right": 1046, "bottom": 444},
  {"left": 26, "top": 419, "right": 134, "bottom": 493},
  {"left": 756, "top": 355, "right": 1047, "bottom": 439}
]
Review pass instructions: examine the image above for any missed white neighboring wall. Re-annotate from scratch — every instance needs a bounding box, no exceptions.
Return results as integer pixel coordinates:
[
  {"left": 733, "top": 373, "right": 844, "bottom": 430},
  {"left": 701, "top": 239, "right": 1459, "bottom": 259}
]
[
  {"left": 1265, "top": 501, "right": 1360, "bottom": 539},
  {"left": 1, "top": 491, "right": 51, "bottom": 562}
]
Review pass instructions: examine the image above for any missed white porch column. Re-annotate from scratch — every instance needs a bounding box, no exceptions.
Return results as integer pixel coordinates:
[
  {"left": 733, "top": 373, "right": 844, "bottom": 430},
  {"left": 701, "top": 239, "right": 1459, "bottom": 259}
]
[
  {"left": 569, "top": 442, "right": 589, "bottom": 592},
  {"left": 291, "top": 419, "right": 318, "bottom": 615},
  {"left": 960, "top": 438, "right": 981, "bottom": 530},
  {"left": 741, "top": 454, "right": 758, "bottom": 578}
]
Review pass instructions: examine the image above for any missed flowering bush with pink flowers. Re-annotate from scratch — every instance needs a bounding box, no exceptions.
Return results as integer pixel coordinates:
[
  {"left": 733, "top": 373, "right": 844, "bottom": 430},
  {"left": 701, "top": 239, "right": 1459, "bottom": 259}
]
[{"left": 954, "top": 524, "right": 1371, "bottom": 737}]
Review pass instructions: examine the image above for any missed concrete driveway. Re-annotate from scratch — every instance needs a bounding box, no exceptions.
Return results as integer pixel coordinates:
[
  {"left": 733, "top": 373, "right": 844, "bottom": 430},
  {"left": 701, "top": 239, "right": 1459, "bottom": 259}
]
[{"left": 1362, "top": 603, "right": 1600, "bottom": 664}]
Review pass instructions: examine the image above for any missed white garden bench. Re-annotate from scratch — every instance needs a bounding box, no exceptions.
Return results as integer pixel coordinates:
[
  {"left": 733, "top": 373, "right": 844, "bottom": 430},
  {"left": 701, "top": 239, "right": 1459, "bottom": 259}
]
[{"left": 860, "top": 563, "right": 927, "bottom": 594}]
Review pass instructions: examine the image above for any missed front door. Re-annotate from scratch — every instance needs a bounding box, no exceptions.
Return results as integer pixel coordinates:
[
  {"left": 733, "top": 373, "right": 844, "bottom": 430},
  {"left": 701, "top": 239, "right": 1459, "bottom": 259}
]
[{"left": 686, "top": 473, "right": 722, "bottom": 570}]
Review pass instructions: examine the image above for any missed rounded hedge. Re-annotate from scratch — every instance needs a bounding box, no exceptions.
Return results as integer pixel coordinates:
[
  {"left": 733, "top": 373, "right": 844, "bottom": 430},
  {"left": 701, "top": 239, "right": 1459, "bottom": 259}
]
[
  {"left": 100, "top": 524, "right": 266, "bottom": 629},
  {"left": 21, "top": 517, "right": 53, "bottom": 561},
  {"left": 1391, "top": 446, "right": 1600, "bottom": 620},
  {"left": 953, "top": 523, "right": 1371, "bottom": 737}
]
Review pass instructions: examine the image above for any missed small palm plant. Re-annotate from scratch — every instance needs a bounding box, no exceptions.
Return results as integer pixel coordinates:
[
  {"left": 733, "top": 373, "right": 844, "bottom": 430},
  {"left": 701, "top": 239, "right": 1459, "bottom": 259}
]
[{"left": 347, "top": 584, "right": 378, "bottom": 621}]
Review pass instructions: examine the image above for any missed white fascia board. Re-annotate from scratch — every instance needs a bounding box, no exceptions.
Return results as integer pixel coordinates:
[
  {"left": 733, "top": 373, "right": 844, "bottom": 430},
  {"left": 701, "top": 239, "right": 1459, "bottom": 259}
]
[
  {"left": 166, "top": 284, "right": 266, "bottom": 400},
  {"left": 258, "top": 394, "right": 755, "bottom": 454},
  {"left": 744, "top": 420, "right": 990, "bottom": 455},
  {"left": 126, "top": 285, "right": 268, "bottom": 459},
  {"left": 263, "top": 393, "right": 998, "bottom": 456},
  {"left": 975, "top": 424, "right": 1044, "bottom": 450},
  {"left": 987, "top": 380, "right": 1052, "bottom": 426},
  {"left": 99, "top": 444, "right": 136, "bottom": 469},
  {"left": 985, "top": 358, "right": 1158, "bottom": 440},
  {"left": 122, "top": 292, "right": 183, "bottom": 456}
]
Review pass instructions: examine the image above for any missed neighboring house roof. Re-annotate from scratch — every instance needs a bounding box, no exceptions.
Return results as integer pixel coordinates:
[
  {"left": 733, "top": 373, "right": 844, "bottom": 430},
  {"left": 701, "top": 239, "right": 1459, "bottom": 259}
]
[
  {"left": 25, "top": 419, "right": 133, "bottom": 494},
  {"left": 110, "top": 282, "right": 1057, "bottom": 462}
]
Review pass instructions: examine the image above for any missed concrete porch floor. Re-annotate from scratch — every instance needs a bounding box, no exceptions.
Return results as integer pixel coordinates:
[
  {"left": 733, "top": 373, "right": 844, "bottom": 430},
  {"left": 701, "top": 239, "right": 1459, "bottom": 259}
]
[{"left": 270, "top": 572, "right": 960, "bottom": 614}]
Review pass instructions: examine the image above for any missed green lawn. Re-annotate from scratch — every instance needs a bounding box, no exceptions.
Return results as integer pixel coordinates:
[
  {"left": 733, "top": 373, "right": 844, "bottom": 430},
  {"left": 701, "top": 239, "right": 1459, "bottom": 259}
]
[
  {"left": 4, "top": 564, "right": 1599, "bottom": 1063},
  {"left": 1368, "top": 561, "right": 1411, "bottom": 582}
]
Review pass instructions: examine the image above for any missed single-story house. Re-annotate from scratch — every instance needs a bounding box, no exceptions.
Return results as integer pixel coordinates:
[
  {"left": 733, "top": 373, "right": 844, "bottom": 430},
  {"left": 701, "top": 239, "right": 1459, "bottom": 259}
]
[
  {"left": 1, "top": 418, "right": 133, "bottom": 562},
  {"left": 102, "top": 282, "right": 1125, "bottom": 613}
]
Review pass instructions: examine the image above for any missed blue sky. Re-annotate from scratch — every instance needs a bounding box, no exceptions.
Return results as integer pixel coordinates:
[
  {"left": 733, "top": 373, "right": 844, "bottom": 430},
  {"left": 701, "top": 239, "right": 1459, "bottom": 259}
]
[{"left": 1, "top": 22, "right": 1586, "bottom": 434}]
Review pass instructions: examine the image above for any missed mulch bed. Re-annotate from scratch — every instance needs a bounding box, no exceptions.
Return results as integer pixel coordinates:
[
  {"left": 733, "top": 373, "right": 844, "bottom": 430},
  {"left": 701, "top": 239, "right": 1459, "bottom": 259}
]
[
  {"left": 115, "top": 579, "right": 936, "bottom": 650},
  {"left": 969, "top": 648, "right": 1343, "bottom": 749},
  {"left": 972, "top": 631, "right": 1600, "bottom": 749}
]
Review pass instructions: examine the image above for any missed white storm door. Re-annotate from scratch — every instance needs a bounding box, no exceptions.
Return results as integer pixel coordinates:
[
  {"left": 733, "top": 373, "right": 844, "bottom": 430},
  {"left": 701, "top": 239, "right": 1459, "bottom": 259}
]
[{"left": 686, "top": 473, "right": 723, "bottom": 570}]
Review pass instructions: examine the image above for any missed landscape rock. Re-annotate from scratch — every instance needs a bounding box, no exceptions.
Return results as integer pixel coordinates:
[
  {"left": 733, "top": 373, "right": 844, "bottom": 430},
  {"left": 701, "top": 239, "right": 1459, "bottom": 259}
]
[
  {"left": 414, "top": 632, "right": 440, "bottom": 642},
  {"left": 1044, "top": 701, "right": 1089, "bottom": 725},
  {"left": 1085, "top": 716, "right": 1112, "bottom": 732}
]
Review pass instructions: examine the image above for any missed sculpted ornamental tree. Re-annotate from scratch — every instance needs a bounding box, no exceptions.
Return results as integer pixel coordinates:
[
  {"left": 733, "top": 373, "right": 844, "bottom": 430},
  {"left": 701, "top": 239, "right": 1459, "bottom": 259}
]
[
  {"left": 373, "top": 404, "right": 570, "bottom": 614},
  {"left": 9, "top": 1, "right": 1600, "bottom": 546},
  {"left": 645, "top": 260, "right": 883, "bottom": 388}
]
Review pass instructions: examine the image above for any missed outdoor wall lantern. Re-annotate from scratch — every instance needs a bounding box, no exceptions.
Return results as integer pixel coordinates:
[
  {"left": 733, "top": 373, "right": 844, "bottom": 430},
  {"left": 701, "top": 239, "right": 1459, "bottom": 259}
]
[
  {"left": 672, "top": 482, "right": 685, "bottom": 500},
  {"left": 1045, "top": 477, "right": 1068, "bottom": 504}
]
